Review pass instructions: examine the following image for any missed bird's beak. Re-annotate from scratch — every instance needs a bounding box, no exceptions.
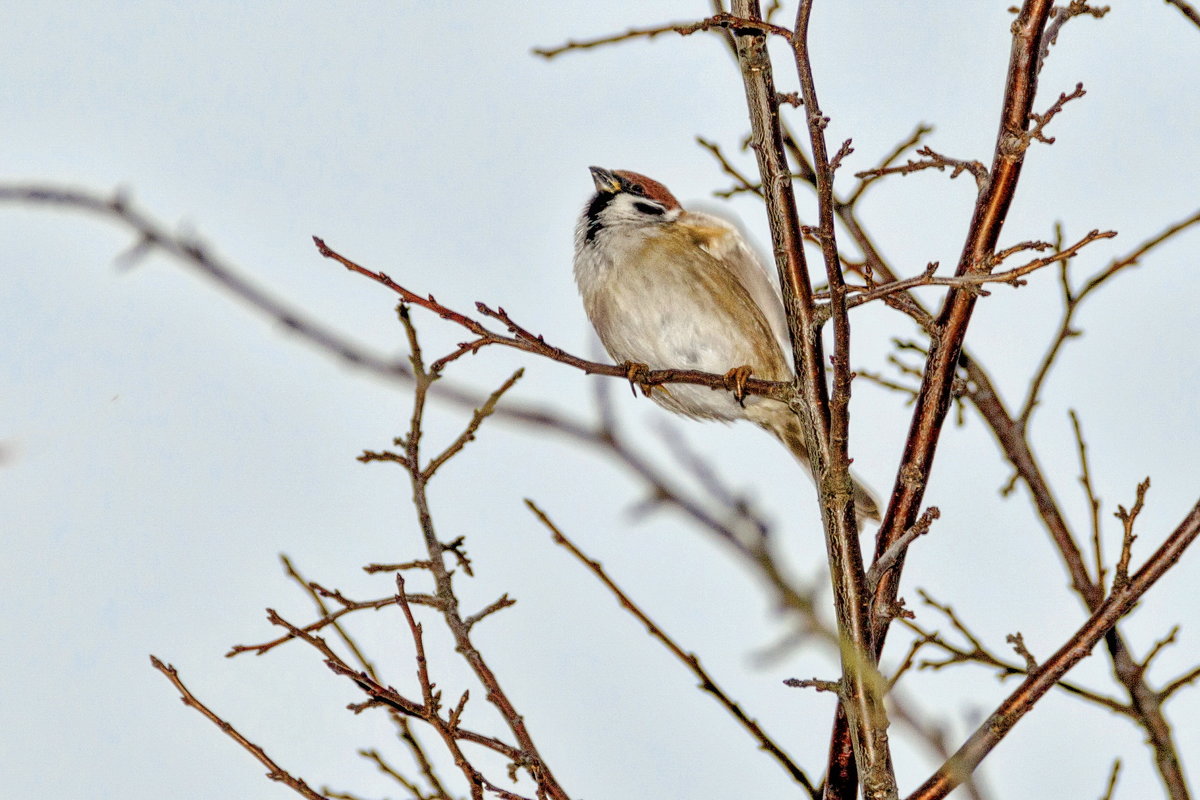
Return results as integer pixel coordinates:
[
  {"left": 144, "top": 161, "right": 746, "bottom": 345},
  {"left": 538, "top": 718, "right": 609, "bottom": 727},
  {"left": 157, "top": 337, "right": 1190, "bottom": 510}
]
[{"left": 589, "top": 166, "right": 621, "bottom": 194}]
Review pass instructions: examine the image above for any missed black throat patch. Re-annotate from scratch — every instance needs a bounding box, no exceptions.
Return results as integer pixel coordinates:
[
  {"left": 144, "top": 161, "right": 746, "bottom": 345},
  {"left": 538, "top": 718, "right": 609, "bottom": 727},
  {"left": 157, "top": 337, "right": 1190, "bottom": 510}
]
[{"left": 584, "top": 192, "right": 615, "bottom": 243}]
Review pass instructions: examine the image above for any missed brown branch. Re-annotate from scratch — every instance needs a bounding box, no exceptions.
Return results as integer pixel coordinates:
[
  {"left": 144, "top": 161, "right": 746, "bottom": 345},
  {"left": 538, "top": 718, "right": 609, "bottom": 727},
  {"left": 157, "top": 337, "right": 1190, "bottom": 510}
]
[
  {"left": 1099, "top": 759, "right": 1122, "bottom": 800},
  {"left": 844, "top": 229, "right": 1115, "bottom": 308},
  {"left": 1164, "top": 0, "right": 1200, "bottom": 28},
  {"left": 1142, "top": 627, "right": 1180, "bottom": 673},
  {"left": 527, "top": 500, "right": 820, "bottom": 798},
  {"left": 312, "top": 236, "right": 790, "bottom": 403},
  {"left": 965, "top": 362, "right": 1193, "bottom": 798},
  {"left": 226, "top": 592, "right": 437, "bottom": 657},
  {"left": 1069, "top": 411, "right": 1106, "bottom": 589},
  {"left": 828, "top": 6, "right": 1065, "bottom": 796},
  {"left": 532, "top": 21, "right": 697, "bottom": 58},
  {"left": 1040, "top": 3, "right": 1111, "bottom": 72},
  {"left": 1017, "top": 211, "right": 1200, "bottom": 430},
  {"left": 728, "top": 3, "right": 897, "bottom": 796},
  {"left": 356, "top": 748, "right": 441, "bottom": 800},
  {"left": 1113, "top": 479, "right": 1150, "bottom": 592},
  {"left": 697, "top": 135, "right": 764, "bottom": 197},
  {"left": 423, "top": 369, "right": 523, "bottom": 480},
  {"left": 0, "top": 185, "right": 415, "bottom": 383},
  {"left": 1024, "top": 82, "right": 1087, "bottom": 147},
  {"left": 267, "top": 608, "right": 527, "bottom": 765},
  {"left": 1160, "top": 665, "right": 1200, "bottom": 701},
  {"left": 394, "top": 576, "right": 494, "bottom": 800},
  {"left": 278, "top": 557, "right": 454, "bottom": 800},
  {"left": 899, "top": 604, "right": 1133, "bottom": 715},
  {"left": 872, "top": 0, "right": 1058, "bottom": 659},
  {"left": 383, "top": 323, "right": 569, "bottom": 800},
  {"left": 906, "top": 497, "right": 1200, "bottom": 800},
  {"left": 866, "top": 507, "right": 940, "bottom": 592},
  {"left": 846, "top": 123, "right": 935, "bottom": 205},
  {"left": 853, "top": 146, "right": 988, "bottom": 191},
  {"left": 149, "top": 656, "right": 333, "bottom": 800},
  {"left": 793, "top": 0, "right": 899, "bottom": 792},
  {"left": 729, "top": 39, "right": 1199, "bottom": 800}
]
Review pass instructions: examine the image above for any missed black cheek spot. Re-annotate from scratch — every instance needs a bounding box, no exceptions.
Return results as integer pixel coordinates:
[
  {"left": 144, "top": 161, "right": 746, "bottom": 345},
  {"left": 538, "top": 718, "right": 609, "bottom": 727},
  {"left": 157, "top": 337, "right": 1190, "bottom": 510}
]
[
  {"left": 584, "top": 191, "right": 615, "bottom": 242},
  {"left": 634, "top": 202, "right": 665, "bottom": 216}
]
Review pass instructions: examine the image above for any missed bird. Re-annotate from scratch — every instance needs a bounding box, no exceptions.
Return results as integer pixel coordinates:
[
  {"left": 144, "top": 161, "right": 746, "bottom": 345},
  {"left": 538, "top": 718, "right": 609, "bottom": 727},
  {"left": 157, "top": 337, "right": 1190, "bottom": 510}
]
[{"left": 573, "top": 166, "right": 880, "bottom": 522}]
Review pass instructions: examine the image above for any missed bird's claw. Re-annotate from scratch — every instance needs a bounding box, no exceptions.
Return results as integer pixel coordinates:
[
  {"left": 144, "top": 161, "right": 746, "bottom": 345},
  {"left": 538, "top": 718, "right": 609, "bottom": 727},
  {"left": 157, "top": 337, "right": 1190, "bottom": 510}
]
[
  {"left": 623, "top": 361, "right": 654, "bottom": 397},
  {"left": 723, "top": 365, "right": 754, "bottom": 406}
]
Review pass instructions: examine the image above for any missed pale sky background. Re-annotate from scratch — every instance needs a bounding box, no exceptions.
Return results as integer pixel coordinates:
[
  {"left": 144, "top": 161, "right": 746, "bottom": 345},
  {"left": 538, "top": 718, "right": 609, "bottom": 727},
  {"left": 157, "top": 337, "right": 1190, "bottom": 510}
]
[{"left": 4, "top": 3, "right": 1200, "bottom": 799}]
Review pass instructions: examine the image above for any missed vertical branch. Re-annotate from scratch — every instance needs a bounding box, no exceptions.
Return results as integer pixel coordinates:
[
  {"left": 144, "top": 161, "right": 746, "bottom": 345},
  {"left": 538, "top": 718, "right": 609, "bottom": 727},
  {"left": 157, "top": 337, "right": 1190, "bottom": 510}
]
[
  {"left": 871, "top": 0, "right": 1057, "bottom": 638},
  {"left": 824, "top": 4, "right": 1055, "bottom": 799},
  {"left": 396, "top": 309, "right": 569, "bottom": 800},
  {"left": 793, "top": 2, "right": 896, "bottom": 798},
  {"left": 729, "top": 3, "right": 895, "bottom": 798},
  {"left": 728, "top": 3, "right": 826, "bottom": 398}
]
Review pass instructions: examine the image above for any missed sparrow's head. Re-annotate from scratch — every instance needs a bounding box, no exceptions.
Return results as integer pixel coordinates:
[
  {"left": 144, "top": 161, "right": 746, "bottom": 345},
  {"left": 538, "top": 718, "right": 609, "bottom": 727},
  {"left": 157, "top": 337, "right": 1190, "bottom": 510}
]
[{"left": 580, "top": 166, "right": 682, "bottom": 244}]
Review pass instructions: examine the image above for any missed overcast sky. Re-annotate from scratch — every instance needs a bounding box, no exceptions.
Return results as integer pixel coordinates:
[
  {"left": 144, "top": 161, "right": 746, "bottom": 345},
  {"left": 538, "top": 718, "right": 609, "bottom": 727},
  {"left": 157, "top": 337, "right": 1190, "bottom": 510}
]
[{"left": 4, "top": 3, "right": 1200, "bottom": 799}]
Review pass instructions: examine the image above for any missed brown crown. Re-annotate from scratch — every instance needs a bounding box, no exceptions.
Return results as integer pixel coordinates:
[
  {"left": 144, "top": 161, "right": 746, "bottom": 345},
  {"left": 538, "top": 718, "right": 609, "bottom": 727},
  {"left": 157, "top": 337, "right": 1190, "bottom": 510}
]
[{"left": 612, "top": 170, "right": 681, "bottom": 211}]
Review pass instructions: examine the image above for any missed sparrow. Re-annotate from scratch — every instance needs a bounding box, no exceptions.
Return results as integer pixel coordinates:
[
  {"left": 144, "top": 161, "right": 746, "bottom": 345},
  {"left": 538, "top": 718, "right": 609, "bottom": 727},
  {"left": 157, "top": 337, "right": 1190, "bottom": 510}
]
[{"left": 573, "top": 166, "right": 880, "bottom": 521}]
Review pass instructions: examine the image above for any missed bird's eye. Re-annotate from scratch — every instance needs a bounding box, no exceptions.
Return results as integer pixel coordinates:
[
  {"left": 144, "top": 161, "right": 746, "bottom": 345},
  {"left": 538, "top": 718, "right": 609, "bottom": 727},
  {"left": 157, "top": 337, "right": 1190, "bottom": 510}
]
[
  {"left": 628, "top": 183, "right": 646, "bottom": 197},
  {"left": 634, "top": 201, "right": 665, "bottom": 216}
]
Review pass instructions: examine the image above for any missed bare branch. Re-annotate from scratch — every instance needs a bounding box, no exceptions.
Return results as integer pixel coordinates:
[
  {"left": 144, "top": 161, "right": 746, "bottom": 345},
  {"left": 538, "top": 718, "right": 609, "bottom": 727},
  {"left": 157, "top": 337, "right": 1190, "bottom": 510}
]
[
  {"left": 1098, "top": 759, "right": 1122, "bottom": 800},
  {"left": 853, "top": 146, "right": 988, "bottom": 191},
  {"left": 1024, "top": 83, "right": 1087, "bottom": 147},
  {"left": 1160, "top": 664, "right": 1200, "bottom": 701},
  {"left": 847, "top": 124, "right": 935, "bottom": 205},
  {"left": 1069, "top": 411, "right": 1106, "bottom": 589},
  {"left": 150, "top": 656, "right": 332, "bottom": 800},
  {"left": 1113, "top": 479, "right": 1151, "bottom": 592},
  {"left": 1164, "top": 0, "right": 1200, "bottom": 28},
  {"left": 1006, "top": 632, "right": 1039, "bottom": 672},
  {"left": 1040, "top": 3, "right": 1111, "bottom": 72},
  {"left": 312, "top": 236, "right": 791, "bottom": 403},
  {"left": 907, "top": 498, "right": 1200, "bottom": 800},
  {"left": 867, "top": 507, "right": 940, "bottom": 591},
  {"left": 528, "top": 500, "right": 821, "bottom": 798},
  {"left": 844, "top": 229, "right": 1116, "bottom": 308},
  {"left": 532, "top": 21, "right": 700, "bottom": 58}
]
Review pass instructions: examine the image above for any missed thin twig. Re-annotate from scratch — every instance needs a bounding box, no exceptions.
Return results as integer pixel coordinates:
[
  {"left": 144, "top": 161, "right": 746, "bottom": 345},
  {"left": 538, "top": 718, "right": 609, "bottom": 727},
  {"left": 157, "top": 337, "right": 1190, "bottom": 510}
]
[
  {"left": 149, "top": 657, "right": 332, "bottom": 800},
  {"left": 853, "top": 146, "right": 988, "bottom": 191},
  {"left": 907, "top": 498, "right": 1200, "bottom": 800},
  {"left": 847, "top": 124, "right": 935, "bottom": 205},
  {"left": 527, "top": 500, "right": 820, "bottom": 798},
  {"left": 1069, "top": 411, "right": 1106, "bottom": 589},
  {"left": 1098, "top": 758, "right": 1121, "bottom": 800},
  {"left": 867, "top": 507, "right": 940, "bottom": 591},
  {"left": 1113, "top": 479, "right": 1150, "bottom": 592},
  {"left": 1164, "top": 0, "right": 1200, "bottom": 28}
]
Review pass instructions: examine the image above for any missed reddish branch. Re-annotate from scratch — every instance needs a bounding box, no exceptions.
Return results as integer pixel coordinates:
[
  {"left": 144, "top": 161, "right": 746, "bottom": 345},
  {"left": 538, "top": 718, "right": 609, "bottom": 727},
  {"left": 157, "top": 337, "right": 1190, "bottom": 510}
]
[
  {"left": 907, "top": 498, "right": 1200, "bottom": 800},
  {"left": 728, "top": 3, "right": 897, "bottom": 797},
  {"left": 311, "top": 236, "right": 792, "bottom": 402}
]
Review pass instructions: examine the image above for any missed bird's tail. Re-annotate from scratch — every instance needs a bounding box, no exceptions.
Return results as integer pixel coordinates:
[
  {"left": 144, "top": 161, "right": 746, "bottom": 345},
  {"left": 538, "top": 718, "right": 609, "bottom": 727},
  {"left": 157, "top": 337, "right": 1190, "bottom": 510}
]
[{"left": 747, "top": 401, "right": 882, "bottom": 523}]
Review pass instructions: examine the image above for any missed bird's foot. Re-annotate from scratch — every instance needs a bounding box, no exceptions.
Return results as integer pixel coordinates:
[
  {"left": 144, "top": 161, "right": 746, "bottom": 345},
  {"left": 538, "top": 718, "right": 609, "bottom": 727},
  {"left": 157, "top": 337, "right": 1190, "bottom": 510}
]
[
  {"left": 622, "top": 361, "right": 654, "bottom": 397},
  {"left": 723, "top": 365, "right": 754, "bottom": 406}
]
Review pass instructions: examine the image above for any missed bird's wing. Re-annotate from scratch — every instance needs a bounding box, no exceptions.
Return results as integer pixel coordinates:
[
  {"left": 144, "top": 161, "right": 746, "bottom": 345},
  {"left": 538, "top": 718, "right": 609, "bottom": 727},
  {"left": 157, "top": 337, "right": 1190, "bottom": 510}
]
[{"left": 684, "top": 210, "right": 792, "bottom": 363}]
